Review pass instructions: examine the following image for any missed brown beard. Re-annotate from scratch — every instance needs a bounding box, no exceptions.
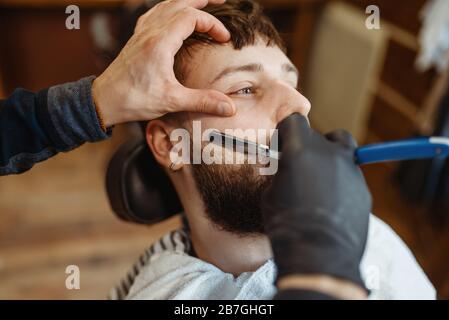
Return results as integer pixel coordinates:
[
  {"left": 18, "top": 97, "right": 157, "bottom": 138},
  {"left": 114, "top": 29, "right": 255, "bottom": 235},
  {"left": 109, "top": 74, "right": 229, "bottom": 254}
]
[{"left": 191, "top": 162, "right": 273, "bottom": 236}]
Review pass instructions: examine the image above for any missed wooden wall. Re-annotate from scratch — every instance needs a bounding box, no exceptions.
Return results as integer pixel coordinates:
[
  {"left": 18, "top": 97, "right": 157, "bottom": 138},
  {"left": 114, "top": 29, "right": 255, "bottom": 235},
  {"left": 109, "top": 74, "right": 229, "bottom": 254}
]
[
  {"left": 0, "top": 3, "right": 121, "bottom": 95},
  {"left": 346, "top": 0, "right": 446, "bottom": 142}
]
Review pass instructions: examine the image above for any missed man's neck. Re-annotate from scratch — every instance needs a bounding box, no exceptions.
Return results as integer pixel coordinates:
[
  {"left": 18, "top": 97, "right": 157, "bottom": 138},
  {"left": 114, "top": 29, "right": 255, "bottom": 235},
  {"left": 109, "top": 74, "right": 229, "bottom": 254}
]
[
  {"left": 189, "top": 218, "right": 273, "bottom": 277},
  {"left": 170, "top": 168, "right": 273, "bottom": 277}
]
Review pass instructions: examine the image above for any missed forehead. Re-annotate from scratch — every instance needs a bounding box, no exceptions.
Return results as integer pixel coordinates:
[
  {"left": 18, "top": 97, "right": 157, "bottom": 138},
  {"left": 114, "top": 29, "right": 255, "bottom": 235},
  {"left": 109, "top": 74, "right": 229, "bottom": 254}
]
[{"left": 182, "top": 40, "right": 295, "bottom": 89}]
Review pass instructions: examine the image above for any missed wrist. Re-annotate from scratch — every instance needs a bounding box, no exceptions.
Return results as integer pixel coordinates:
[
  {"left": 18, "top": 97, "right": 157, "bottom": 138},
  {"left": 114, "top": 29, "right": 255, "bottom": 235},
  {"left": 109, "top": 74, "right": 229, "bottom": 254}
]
[
  {"left": 277, "top": 274, "right": 368, "bottom": 300},
  {"left": 92, "top": 77, "right": 108, "bottom": 129},
  {"left": 92, "top": 75, "right": 123, "bottom": 128}
]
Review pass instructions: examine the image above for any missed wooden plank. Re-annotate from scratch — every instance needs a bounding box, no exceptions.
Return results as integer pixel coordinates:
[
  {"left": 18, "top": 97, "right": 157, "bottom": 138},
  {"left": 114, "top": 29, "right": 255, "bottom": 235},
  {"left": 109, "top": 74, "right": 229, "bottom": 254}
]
[
  {"left": 0, "top": 0, "right": 125, "bottom": 9},
  {"left": 345, "top": 0, "right": 426, "bottom": 35},
  {"left": 0, "top": 8, "right": 113, "bottom": 94},
  {"left": 368, "top": 94, "right": 418, "bottom": 141},
  {"left": 289, "top": 0, "right": 327, "bottom": 76},
  {"left": 380, "top": 40, "right": 437, "bottom": 108}
]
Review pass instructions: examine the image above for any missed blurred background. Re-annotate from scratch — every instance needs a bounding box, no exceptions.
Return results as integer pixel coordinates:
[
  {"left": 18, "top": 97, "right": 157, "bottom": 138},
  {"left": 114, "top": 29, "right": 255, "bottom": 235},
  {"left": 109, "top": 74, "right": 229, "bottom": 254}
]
[{"left": 1, "top": 0, "right": 449, "bottom": 299}]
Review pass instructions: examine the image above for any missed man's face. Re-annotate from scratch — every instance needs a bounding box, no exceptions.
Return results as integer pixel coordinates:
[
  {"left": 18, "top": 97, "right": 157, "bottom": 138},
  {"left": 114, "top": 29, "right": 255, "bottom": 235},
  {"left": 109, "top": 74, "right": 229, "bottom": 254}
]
[
  {"left": 181, "top": 39, "right": 310, "bottom": 136},
  {"left": 172, "top": 39, "right": 311, "bottom": 236}
]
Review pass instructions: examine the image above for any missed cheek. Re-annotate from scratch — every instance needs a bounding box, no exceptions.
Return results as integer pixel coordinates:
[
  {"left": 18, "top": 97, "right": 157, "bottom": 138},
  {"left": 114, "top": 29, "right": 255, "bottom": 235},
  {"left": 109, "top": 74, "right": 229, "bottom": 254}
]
[
  {"left": 206, "top": 107, "right": 274, "bottom": 132},
  {"left": 188, "top": 116, "right": 239, "bottom": 132},
  {"left": 187, "top": 101, "right": 275, "bottom": 135}
]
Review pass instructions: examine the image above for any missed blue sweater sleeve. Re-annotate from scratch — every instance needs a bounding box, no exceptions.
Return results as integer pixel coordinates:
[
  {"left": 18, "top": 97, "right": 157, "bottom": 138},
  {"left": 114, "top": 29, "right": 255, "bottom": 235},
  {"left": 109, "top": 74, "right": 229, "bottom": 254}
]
[{"left": 0, "top": 76, "right": 111, "bottom": 175}]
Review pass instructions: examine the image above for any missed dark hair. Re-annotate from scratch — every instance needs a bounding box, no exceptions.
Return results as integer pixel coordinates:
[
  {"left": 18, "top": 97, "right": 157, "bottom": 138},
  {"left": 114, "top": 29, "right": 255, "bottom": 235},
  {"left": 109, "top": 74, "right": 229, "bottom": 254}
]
[{"left": 174, "top": 0, "right": 285, "bottom": 83}]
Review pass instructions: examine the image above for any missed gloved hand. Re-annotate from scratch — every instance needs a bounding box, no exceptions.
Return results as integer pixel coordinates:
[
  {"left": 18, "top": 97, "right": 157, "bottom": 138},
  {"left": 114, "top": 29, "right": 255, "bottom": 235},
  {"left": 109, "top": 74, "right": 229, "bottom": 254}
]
[{"left": 262, "top": 113, "right": 372, "bottom": 291}]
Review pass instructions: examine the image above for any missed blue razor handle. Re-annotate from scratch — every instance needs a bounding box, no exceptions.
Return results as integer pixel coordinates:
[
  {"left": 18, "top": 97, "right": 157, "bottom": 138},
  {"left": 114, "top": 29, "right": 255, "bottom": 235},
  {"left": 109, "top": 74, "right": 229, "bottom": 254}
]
[
  {"left": 208, "top": 130, "right": 449, "bottom": 164},
  {"left": 355, "top": 137, "right": 449, "bottom": 165}
]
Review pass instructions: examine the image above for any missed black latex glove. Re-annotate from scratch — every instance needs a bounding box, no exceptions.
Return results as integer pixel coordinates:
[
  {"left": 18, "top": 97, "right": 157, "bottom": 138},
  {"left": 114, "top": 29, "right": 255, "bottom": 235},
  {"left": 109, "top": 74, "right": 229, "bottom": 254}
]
[{"left": 262, "top": 113, "right": 372, "bottom": 291}]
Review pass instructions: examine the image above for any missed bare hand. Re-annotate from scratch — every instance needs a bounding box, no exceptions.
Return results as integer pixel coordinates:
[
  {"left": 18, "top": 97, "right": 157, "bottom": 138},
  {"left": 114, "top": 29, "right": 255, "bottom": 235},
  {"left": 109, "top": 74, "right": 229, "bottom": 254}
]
[{"left": 92, "top": 0, "right": 236, "bottom": 127}]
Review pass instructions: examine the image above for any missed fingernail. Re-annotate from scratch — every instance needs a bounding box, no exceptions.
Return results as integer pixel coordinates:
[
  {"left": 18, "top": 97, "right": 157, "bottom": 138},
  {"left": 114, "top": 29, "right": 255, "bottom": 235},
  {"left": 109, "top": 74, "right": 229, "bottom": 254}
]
[{"left": 218, "top": 102, "right": 233, "bottom": 115}]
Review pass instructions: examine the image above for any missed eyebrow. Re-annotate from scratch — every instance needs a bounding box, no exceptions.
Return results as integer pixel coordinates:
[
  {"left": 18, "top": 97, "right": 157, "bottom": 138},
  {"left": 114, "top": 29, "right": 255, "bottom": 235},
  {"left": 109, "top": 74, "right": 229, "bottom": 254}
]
[{"left": 209, "top": 62, "right": 299, "bottom": 85}]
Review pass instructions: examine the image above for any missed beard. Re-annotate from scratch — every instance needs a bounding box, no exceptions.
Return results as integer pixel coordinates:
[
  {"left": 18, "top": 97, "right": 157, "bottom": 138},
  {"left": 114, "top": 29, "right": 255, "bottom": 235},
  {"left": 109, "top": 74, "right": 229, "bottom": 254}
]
[{"left": 191, "top": 162, "right": 273, "bottom": 236}]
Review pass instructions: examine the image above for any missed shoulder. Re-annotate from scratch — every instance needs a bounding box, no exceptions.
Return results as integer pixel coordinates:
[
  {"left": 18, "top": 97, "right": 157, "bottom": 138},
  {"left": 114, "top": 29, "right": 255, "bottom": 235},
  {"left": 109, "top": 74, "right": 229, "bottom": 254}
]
[{"left": 361, "top": 214, "right": 436, "bottom": 299}]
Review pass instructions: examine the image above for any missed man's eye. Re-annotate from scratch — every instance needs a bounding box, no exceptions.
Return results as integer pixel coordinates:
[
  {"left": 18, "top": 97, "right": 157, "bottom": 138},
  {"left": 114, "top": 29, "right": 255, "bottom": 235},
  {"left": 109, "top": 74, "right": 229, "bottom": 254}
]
[{"left": 234, "top": 87, "right": 254, "bottom": 95}]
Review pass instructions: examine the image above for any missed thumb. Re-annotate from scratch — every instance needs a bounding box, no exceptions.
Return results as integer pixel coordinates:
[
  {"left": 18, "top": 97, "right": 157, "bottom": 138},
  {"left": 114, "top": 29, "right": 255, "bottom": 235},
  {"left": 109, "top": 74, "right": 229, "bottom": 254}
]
[
  {"left": 172, "top": 86, "right": 236, "bottom": 116},
  {"left": 276, "top": 113, "right": 311, "bottom": 154}
]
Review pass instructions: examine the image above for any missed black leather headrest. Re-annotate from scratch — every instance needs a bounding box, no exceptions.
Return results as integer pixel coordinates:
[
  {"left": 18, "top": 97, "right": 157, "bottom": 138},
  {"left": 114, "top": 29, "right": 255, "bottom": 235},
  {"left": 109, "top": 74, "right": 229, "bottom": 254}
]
[
  {"left": 105, "top": 136, "right": 182, "bottom": 224},
  {"left": 104, "top": 0, "right": 183, "bottom": 224}
]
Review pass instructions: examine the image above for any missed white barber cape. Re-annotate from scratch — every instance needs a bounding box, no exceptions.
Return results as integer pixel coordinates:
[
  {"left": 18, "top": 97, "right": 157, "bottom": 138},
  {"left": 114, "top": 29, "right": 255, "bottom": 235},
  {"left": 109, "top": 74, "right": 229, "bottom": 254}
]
[{"left": 122, "top": 214, "right": 435, "bottom": 300}]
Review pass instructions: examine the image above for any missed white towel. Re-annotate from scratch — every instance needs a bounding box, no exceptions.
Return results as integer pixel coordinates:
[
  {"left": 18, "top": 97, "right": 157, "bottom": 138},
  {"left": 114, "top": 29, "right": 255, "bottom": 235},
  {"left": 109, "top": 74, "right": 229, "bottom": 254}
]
[
  {"left": 124, "top": 214, "right": 436, "bottom": 300},
  {"left": 416, "top": 0, "right": 449, "bottom": 72}
]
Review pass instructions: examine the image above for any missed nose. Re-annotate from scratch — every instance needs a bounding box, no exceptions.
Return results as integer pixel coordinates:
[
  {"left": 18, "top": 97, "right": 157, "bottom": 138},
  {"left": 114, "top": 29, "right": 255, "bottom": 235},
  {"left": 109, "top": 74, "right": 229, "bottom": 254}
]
[{"left": 268, "top": 81, "right": 311, "bottom": 125}]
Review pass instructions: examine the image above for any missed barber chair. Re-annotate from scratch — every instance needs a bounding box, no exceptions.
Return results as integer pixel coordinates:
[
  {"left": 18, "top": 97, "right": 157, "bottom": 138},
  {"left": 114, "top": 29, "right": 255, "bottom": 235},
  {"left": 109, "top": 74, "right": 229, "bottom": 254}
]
[
  {"left": 105, "top": 0, "right": 185, "bottom": 225},
  {"left": 105, "top": 125, "right": 182, "bottom": 224}
]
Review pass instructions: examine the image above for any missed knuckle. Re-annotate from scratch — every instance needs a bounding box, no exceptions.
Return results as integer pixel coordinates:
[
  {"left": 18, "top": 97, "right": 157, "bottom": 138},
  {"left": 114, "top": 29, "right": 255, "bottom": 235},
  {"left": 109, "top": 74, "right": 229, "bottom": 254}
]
[
  {"left": 182, "top": 6, "right": 196, "bottom": 17},
  {"left": 156, "top": 1, "right": 168, "bottom": 9},
  {"left": 197, "top": 94, "right": 210, "bottom": 113},
  {"left": 135, "top": 16, "right": 144, "bottom": 28}
]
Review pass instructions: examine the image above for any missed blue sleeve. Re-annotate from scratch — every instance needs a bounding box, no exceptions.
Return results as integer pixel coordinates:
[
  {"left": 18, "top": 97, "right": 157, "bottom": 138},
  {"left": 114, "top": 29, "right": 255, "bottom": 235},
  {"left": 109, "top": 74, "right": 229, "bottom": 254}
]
[{"left": 0, "top": 76, "right": 112, "bottom": 175}]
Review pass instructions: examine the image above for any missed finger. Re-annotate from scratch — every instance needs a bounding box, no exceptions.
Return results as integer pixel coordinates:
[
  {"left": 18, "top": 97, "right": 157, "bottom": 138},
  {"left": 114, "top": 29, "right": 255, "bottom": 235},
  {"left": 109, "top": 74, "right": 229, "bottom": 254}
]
[
  {"left": 276, "top": 113, "right": 311, "bottom": 153},
  {"left": 135, "top": 0, "right": 227, "bottom": 34},
  {"left": 134, "top": 2, "right": 166, "bottom": 33},
  {"left": 142, "top": 0, "right": 225, "bottom": 23},
  {"left": 325, "top": 129, "right": 358, "bottom": 149},
  {"left": 176, "top": 8, "right": 231, "bottom": 42},
  {"left": 170, "top": 85, "right": 236, "bottom": 116},
  {"left": 134, "top": 0, "right": 184, "bottom": 33}
]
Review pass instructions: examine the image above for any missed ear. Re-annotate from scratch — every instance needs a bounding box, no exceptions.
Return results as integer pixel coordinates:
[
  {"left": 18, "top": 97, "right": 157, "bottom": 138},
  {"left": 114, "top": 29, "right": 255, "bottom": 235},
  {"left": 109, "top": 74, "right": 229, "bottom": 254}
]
[{"left": 145, "top": 120, "right": 184, "bottom": 171}]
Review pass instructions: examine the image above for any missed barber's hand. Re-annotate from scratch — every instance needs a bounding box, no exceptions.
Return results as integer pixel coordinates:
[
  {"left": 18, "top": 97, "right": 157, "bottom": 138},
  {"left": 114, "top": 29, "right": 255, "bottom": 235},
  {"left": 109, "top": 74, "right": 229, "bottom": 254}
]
[
  {"left": 262, "top": 113, "right": 372, "bottom": 295},
  {"left": 92, "top": 0, "right": 236, "bottom": 127}
]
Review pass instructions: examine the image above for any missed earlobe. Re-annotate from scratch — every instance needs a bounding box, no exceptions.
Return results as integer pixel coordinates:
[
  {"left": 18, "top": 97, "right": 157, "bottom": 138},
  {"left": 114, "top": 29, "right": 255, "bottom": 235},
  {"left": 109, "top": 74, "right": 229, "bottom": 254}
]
[
  {"left": 168, "top": 161, "right": 183, "bottom": 172},
  {"left": 145, "top": 120, "right": 183, "bottom": 171}
]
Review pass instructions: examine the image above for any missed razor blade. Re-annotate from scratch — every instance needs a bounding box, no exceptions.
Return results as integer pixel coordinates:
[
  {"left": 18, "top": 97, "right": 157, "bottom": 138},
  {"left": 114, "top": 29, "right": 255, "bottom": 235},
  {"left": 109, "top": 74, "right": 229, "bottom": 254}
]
[
  {"left": 208, "top": 130, "right": 280, "bottom": 160},
  {"left": 208, "top": 130, "right": 449, "bottom": 165}
]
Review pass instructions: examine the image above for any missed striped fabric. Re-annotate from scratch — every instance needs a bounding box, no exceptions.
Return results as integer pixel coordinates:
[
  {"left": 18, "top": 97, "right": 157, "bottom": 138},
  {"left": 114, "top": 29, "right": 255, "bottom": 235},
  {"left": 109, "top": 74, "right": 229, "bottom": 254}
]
[{"left": 108, "top": 227, "right": 192, "bottom": 300}]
